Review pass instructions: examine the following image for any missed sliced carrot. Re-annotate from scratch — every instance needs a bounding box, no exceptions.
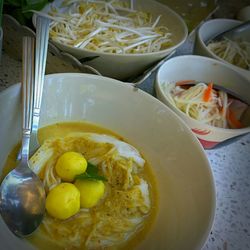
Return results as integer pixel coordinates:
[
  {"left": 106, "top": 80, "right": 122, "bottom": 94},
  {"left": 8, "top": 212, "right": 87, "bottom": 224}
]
[
  {"left": 175, "top": 80, "right": 194, "bottom": 86},
  {"left": 226, "top": 109, "right": 244, "bottom": 129},
  {"left": 203, "top": 82, "right": 213, "bottom": 102},
  {"left": 220, "top": 106, "right": 224, "bottom": 114}
]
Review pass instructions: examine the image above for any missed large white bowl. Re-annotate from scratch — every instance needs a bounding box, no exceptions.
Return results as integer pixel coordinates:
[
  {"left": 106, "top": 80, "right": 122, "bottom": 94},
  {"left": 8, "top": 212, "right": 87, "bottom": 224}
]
[
  {"left": 36, "top": 0, "right": 188, "bottom": 80},
  {"left": 155, "top": 55, "right": 250, "bottom": 149},
  {"left": 0, "top": 73, "right": 215, "bottom": 249},
  {"left": 194, "top": 18, "right": 250, "bottom": 80}
]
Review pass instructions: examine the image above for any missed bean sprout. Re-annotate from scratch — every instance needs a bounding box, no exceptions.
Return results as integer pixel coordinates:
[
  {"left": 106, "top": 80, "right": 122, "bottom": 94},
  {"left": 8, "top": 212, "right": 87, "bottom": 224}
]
[
  {"left": 45, "top": 0, "right": 173, "bottom": 54},
  {"left": 207, "top": 38, "right": 250, "bottom": 70}
]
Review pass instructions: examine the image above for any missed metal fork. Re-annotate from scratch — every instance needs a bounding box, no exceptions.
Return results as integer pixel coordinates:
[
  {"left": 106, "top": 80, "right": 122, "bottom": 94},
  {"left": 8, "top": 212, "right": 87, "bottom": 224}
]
[{"left": 17, "top": 15, "right": 50, "bottom": 160}]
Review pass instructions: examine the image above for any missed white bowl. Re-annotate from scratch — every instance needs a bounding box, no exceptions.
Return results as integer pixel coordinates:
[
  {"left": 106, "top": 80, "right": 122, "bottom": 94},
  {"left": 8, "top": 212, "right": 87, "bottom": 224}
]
[
  {"left": 155, "top": 55, "right": 250, "bottom": 149},
  {"left": 0, "top": 73, "right": 215, "bottom": 249},
  {"left": 35, "top": 0, "right": 188, "bottom": 80},
  {"left": 194, "top": 18, "right": 250, "bottom": 81}
]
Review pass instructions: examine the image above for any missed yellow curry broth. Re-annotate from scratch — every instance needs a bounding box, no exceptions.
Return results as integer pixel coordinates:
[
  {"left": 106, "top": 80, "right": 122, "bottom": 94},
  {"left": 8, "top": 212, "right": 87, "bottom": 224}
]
[
  {"left": 1, "top": 121, "right": 158, "bottom": 250},
  {"left": 0, "top": 143, "right": 21, "bottom": 182}
]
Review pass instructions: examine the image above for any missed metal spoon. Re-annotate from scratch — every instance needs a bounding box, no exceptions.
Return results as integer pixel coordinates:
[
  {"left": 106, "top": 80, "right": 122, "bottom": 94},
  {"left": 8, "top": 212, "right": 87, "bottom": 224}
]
[
  {"left": 0, "top": 36, "right": 46, "bottom": 237},
  {"left": 30, "top": 15, "right": 50, "bottom": 155},
  {"left": 206, "top": 20, "right": 250, "bottom": 44},
  {"left": 17, "top": 15, "right": 50, "bottom": 160}
]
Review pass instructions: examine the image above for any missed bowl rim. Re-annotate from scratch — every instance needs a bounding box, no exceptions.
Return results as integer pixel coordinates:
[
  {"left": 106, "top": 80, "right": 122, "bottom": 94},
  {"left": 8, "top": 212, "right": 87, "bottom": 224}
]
[
  {"left": 196, "top": 18, "right": 250, "bottom": 73},
  {"left": 33, "top": 0, "right": 188, "bottom": 57},
  {"left": 0, "top": 72, "right": 216, "bottom": 249},
  {"left": 156, "top": 55, "right": 250, "bottom": 133}
]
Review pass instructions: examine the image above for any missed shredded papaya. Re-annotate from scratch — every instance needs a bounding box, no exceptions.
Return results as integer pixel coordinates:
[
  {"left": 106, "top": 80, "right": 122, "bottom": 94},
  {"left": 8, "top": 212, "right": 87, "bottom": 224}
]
[{"left": 203, "top": 82, "right": 213, "bottom": 102}]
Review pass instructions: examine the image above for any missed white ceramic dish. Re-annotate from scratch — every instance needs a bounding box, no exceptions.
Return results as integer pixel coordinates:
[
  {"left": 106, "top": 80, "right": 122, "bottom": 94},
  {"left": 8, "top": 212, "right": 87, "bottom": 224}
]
[
  {"left": 194, "top": 18, "right": 250, "bottom": 81},
  {"left": 34, "top": 0, "right": 188, "bottom": 80},
  {"left": 0, "top": 73, "right": 215, "bottom": 249},
  {"left": 155, "top": 55, "right": 250, "bottom": 149}
]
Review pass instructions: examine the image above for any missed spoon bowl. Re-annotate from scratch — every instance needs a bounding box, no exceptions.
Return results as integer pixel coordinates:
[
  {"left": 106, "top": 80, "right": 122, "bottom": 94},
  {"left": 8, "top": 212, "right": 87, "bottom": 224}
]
[
  {"left": 0, "top": 161, "right": 45, "bottom": 236},
  {"left": 0, "top": 37, "right": 45, "bottom": 237}
]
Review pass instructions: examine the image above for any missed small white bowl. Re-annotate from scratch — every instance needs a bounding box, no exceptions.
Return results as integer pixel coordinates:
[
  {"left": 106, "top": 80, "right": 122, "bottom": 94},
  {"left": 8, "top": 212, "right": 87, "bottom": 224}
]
[
  {"left": 0, "top": 73, "right": 215, "bottom": 249},
  {"left": 155, "top": 55, "right": 250, "bottom": 149},
  {"left": 35, "top": 0, "right": 188, "bottom": 80},
  {"left": 194, "top": 18, "right": 250, "bottom": 81}
]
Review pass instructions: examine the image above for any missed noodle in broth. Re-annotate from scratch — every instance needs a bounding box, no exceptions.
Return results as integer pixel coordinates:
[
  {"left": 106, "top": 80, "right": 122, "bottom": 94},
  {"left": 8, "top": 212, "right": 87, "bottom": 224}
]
[{"left": 1, "top": 122, "right": 158, "bottom": 250}]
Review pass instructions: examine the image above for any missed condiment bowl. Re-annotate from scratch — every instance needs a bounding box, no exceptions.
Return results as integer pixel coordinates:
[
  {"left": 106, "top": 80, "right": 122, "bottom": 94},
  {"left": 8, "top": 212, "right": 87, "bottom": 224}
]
[
  {"left": 0, "top": 73, "right": 214, "bottom": 249},
  {"left": 155, "top": 55, "right": 250, "bottom": 149},
  {"left": 35, "top": 0, "right": 188, "bottom": 80},
  {"left": 194, "top": 18, "right": 250, "bottom": 80}
]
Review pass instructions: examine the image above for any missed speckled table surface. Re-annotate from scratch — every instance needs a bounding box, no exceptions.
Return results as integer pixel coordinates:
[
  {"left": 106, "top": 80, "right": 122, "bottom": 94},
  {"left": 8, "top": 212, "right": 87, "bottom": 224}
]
[
  {"left": 1, "top": 0, "right": 250, "bottom": 247},
  {"left": 1, "top": 43, "right": 250, "bottom": 249}
]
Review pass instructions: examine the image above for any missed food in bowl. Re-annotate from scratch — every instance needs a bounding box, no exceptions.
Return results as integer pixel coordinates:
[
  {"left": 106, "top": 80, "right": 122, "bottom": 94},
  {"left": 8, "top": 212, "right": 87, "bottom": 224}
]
[
  {"left": 2, "top": 121, "right": 158, "bottom": 249},
  {"left": 194, "top": 19, "right": 250, "bottom": 81},
  {"left": 34, "top": 0, "right": 188, "bottom": 79},
  {"left": 0, "top": 73, "right": 215, "bottom": 249},
  {"left": 155, "top": 55, "right": 250, "bottom": 148},
  {"left": 207, "top": 38, "right": 250, "bottom": 70},
  {"left": 163, "top": 80, "right": 249, "bottom": 129},
  {"left": 47, "top": 0, "right": 173, "bottom": 54}
]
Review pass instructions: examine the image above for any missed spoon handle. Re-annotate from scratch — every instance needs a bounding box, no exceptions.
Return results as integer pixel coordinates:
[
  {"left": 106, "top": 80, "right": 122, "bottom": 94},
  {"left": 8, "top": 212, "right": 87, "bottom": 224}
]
[
  {"left": 30, "top": 16, "right": 50, "bottom": 153},
  {"left": 21, "top": 36, "right": 35, "bottom": 162}
]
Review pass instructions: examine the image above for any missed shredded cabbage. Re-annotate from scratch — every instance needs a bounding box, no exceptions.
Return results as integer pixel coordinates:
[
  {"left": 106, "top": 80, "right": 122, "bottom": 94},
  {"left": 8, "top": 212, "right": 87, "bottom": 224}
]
[
  {"left": 44, "top": 0, "right": 173, "bottom": 54},
  {"left": 207, "top": 38, "right": 250, "bottom": 70}
]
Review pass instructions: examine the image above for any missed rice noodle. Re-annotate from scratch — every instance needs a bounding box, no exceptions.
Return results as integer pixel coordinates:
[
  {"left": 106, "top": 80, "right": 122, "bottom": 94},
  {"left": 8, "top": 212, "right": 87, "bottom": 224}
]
[{"left": 29, "top": 132, "right": 152, "bottom": 248}]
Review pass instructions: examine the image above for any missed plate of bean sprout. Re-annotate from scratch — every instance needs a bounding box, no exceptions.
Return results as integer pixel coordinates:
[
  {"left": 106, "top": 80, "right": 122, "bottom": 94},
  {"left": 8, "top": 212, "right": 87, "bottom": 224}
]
[{"left": 33, "top": 0, "right": 188, "bottom": 80}]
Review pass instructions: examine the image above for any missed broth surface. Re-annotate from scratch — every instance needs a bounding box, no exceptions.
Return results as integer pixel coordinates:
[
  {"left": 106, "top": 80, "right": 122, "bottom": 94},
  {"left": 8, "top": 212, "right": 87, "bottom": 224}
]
[{"left": 2, "top": 121, "right": 158, "bottom": 250}]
